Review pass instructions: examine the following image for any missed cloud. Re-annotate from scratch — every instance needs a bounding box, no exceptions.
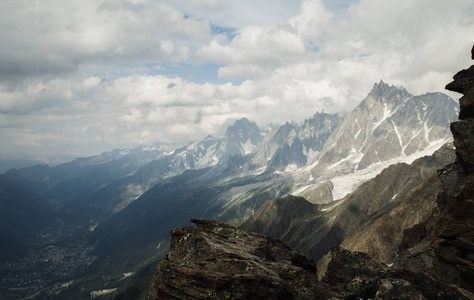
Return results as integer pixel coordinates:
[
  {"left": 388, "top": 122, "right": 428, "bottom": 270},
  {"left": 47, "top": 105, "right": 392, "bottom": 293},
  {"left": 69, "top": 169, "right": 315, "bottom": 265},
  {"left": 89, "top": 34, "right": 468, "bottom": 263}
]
[
  {"left": 196, "top": 25, "right": 307, "bottom": 80},
  {"left": 163, "top": 0, "right": 301, "bottom": 28},
  {"left": 320, "top": 0, "right": 474, "bottom": 96},
  {"left": 167, "top": 82, "right": 177, "bottom": 89},
  {"left": 196, "top": 0, "right": 473, "bottom": 102},
  {"left": 217, "top": 65, "right": 270, "bottom": 80},
  {"left": 0, "top": 0, "right": 210, "bottom": 82},
  {"left": 0, "top": 0, "right": 473, "bottom": 157},
  {"left": 289, "top": 0, "right": 333, "bottom": 42}
]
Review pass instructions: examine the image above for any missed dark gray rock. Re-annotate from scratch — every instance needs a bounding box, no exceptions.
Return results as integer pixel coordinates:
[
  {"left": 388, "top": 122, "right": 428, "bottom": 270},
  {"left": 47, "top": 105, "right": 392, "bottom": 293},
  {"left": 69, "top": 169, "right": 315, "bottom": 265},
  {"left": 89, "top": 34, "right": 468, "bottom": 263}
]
[{"left": 148, "top": 219, "right": 335, "bottom": 300}]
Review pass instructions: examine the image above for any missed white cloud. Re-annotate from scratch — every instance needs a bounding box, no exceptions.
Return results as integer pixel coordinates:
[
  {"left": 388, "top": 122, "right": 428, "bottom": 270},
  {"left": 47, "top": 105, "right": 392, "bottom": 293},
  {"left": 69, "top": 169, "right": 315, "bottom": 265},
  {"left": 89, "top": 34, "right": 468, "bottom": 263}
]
[
  {"left": 289, "top": 0, "right": 333, "bottom": 42},
  {"left": 0, "top": 0, "right": 210, "bottom": 82},
  {"left": 83, "top": 77, "right": 102, "bottom": 88},
  {"left": 197, "top": 26, "right": 303, "bottom": 65},
  {"left": 196, "top": 24, "right": 307, "bottom": 79},
  {"left": 1, "top": 0, "right": 473, "bottom": 157},
  {"left": 217, "top": 65, "right": 270, "bottom": 80},
  {"left": 163, "top": 0, "right": 301, "bottom": 28}
]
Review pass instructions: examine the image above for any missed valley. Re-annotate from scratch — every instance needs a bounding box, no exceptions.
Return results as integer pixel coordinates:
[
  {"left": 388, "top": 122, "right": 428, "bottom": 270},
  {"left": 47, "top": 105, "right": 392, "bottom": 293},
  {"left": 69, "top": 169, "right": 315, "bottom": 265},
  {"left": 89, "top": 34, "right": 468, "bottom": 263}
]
[
  {"left": 0, "top": 81, "right": 460, "bottom": 298},
  {"left": 0, "top": 222, "right": 94, "bottom": 299}
]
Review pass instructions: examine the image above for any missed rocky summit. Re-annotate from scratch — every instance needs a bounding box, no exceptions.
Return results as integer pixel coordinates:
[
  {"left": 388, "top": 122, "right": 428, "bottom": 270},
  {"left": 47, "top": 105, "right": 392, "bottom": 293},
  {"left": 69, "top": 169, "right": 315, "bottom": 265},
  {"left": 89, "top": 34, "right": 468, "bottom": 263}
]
[
  {"left": 148, "top": 219, "right": 335, "bottom": 300},
  {"left": 148, "top": 219, "right": 472, "bottom": 299}
]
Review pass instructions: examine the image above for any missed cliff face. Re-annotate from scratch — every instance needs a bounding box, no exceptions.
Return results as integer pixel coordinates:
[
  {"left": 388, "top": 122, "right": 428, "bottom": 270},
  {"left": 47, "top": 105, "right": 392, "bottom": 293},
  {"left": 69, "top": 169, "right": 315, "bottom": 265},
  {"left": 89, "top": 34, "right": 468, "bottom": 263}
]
[
  {"left": 320, "top": 45, "right": 474, "bottom": 299},
  {"left": 394, "top": 45, "right": 474, "bottom": 295}
]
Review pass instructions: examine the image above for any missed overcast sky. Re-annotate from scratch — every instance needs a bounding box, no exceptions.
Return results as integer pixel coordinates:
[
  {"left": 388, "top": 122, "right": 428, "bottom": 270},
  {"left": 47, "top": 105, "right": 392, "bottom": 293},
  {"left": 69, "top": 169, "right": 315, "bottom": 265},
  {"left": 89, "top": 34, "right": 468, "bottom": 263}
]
[{"left": 1, "top": 0, "right": 473, "bottom": 157}]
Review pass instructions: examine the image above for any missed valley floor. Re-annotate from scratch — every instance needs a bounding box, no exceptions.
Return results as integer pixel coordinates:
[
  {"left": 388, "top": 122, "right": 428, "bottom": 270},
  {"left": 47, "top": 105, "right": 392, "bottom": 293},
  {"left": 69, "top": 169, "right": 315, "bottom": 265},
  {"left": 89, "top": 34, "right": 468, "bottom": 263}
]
[{"left": 0, "top": 223, "right": 95, "bottom": 299}]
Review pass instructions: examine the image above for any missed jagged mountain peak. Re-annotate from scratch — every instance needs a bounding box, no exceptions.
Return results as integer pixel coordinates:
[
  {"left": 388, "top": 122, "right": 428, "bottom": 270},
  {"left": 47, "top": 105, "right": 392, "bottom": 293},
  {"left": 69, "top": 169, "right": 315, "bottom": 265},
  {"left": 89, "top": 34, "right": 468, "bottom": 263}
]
[
  {"left": 218, "top": 118, "right": 264, "bottom": 162},
  {"left": 226, "top": 117, "right": 257, "bottom": 131},
  {"left": 225, "top": 118, "right": 262, "bottom": 143},
  {"left": 232, "top": 117, "right": 253, "bottom": 126},
  {"left": 363, "top": 80, "right": 410, "bottom": 108},
  {"left": 270, "top": 122, "right": 297, "bottom": 145},
  {"left": 203, "top": 134, "right": 218, "bottom": 140},
  {"left": 371, "top": 79, "right": 407, "bottom": 94},
  {"left": 308, "top": 83, "right": 457, "bottom": 194},
  {"left": 303, "top": 111, "right": 341, "bottom": 133},
  {"left": 308, "top": 110, "right": 330, "bottom": 119}
]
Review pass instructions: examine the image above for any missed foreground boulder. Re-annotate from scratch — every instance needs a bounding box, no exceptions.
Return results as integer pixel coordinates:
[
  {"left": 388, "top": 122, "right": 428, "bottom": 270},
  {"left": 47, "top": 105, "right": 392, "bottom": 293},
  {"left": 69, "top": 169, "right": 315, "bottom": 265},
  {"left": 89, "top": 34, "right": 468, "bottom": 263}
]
[
  {"left": 148, "top": 219, "right": 473, "bottom": 299},
  {"left": 323, "top": 246, "right": 473, "bottom": 299},
  {"left": 148, "top": 219, "right": 335, "bottom": 300}
]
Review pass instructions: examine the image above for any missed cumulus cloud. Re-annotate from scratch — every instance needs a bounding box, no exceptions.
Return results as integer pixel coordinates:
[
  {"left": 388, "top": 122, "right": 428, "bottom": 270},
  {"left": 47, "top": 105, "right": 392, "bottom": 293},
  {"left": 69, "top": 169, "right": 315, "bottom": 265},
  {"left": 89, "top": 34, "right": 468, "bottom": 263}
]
[
  {"left": 0, "top": 0, "right": 210, "bottom": 82},
  {"left": 0, "top": 0, "right": 473, "bottom": 156},
  {"left": 163, "top": 0, "right": 301, "bottom": 28}
]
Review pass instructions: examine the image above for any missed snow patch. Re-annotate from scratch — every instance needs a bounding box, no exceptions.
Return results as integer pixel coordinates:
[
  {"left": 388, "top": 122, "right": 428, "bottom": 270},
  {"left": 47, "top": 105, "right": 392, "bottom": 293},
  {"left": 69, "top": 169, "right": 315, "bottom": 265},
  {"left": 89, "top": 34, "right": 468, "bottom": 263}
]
[
  {"left": 285, "top": 164, "right": 298, "bottom": 172},
  {"left": 371, "top": 103, "right": 391, "bottom": 133},
  {"left": 327, "top": 150, "right": 363, "bottom": 170},
  {"left": 91, "top": 289, "right": 117, "bottom": 298},
  {"left": 423, "top": 121, "right": 433, "bottom": 143},
  {"left": 321, "top": 200, "right": 344, "bottom": 212},
  {"left": 194, "top": 143, "right": 219, "bottom": 168},
  {"left": 121, "top": 272, "right": 135, "bottom": 280},
  {"left": 156, "top": 241, "right": 165, "bottom": 250},
  {"left": 390, "top": 120, "right": 405, "bottom": 155},
  {"left": 291, "top": 184, "right": 312, "bottom": 196},
  {"left": 330, "top": 137, "right": 450, "bottom": 200},
  {"left": 89, "top": 222, "right": 98, "bottom": 232},
  {"left": 304, "top": 149, "right": 320, "bottom": 165},
  {"left": 242, "top": 139, "right": 256, "bottom": 155},
  {"left": 354, "top": 129, "right": 362, "bottom": 140},
  {"left": 302, "top": 157, "right": 320, "bottom": 172}
]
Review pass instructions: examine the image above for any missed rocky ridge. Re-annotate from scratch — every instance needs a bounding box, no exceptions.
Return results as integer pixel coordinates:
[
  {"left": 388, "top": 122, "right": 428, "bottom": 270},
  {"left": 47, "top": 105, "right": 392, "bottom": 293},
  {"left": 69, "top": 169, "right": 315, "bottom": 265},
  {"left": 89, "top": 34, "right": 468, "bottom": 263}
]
[
  {"left": 309, "top": 81, "right": 457, "bottom": 181},
  {"left": 241, "top": 145, "right": 456, "bottom": 264},
  {"left": 148, "top": 218, "right": 472, "bottom": 299},
  {"left": 148, "top": 219, "right": 335, "bottom": 300}
]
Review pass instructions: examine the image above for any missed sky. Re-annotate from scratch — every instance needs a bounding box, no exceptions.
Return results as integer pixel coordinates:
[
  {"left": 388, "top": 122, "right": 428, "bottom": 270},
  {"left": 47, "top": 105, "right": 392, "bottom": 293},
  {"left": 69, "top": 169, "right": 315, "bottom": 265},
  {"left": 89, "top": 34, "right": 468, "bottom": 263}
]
[{"left": 0, "top": 0, "right": 473, "bottom": 157}]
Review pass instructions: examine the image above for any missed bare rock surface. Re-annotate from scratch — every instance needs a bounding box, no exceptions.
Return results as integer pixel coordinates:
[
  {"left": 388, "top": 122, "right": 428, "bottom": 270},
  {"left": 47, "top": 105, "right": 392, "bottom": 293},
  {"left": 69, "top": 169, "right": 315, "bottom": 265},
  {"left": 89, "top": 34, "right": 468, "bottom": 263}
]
[
  {"left": 148, "top": 219, "right": 473, "bottom": 299},
  {"left": 148, "top": 219, "right": 335, "bottom": 300}
]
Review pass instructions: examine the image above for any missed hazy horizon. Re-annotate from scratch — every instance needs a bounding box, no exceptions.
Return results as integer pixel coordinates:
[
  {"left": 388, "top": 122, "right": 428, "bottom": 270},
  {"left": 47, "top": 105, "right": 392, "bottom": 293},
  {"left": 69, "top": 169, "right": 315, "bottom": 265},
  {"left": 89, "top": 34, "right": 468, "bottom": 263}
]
[{"left": 1, "top": 0, "right": 473, "bottom": 157}]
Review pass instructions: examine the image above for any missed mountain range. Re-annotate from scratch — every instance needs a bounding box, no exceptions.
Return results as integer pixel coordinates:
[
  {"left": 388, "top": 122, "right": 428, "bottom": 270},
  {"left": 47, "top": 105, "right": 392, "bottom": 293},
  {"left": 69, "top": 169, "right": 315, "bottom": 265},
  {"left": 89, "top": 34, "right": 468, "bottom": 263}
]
[
  {"left": 0, "top": 81, "right": 460, "bottom": 299},
  {"left": 147, "top": 47, "right": 474, "bottom": 300}
]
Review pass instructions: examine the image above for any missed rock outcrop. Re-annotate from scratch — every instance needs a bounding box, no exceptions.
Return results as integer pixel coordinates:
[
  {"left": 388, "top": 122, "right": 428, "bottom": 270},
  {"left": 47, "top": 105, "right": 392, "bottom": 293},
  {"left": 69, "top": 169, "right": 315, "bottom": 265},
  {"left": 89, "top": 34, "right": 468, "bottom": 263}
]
[
  {"left": 148, "top": 218, "right": 473, "bottom": 299},
  {"left": 322, "top": 246, "right": 472, "bottom": 299},
  {"left": 392, "top": 44, "right": 474, "bottom": 296},
  {"left": 321, "top": 45, "right": 474, "bottom": 298},
  {"left": 148, "top": 219, "right": 335, "bottom": 300}
]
